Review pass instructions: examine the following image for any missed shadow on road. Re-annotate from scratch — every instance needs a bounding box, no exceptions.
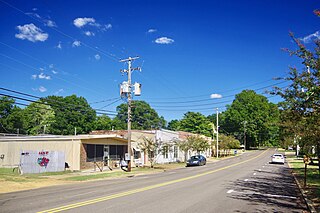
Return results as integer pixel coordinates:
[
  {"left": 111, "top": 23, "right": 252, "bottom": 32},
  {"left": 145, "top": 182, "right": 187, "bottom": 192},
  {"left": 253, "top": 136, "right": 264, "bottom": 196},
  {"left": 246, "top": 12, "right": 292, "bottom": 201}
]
[{"left": 227, "top": 165, "right": 307, "bottom": 213}]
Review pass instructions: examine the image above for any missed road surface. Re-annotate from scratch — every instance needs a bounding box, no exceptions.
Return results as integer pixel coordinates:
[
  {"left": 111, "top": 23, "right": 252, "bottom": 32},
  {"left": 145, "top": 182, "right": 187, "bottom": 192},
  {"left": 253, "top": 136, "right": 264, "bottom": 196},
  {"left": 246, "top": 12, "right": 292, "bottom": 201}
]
[{"left": 0, "top": 149, "right": 307, "bottom": 213}]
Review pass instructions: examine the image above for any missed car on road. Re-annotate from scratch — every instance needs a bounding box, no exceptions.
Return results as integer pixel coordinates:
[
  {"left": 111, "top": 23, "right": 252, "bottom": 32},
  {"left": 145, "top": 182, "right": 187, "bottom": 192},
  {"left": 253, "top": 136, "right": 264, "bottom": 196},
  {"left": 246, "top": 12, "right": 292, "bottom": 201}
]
[
  {"left": 186, "top": 155, "right": 206, "bottom": 167},
  {"left": 271, "top": 153, "right": 285, "bottom": 164}
]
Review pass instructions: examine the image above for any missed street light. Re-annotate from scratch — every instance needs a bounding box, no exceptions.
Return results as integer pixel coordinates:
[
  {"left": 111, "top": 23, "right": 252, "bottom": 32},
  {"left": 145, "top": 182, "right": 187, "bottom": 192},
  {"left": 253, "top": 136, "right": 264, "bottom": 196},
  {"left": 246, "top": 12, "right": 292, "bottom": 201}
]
[{"left": 210, "top": 93, "right": 222, "bottom": 159}]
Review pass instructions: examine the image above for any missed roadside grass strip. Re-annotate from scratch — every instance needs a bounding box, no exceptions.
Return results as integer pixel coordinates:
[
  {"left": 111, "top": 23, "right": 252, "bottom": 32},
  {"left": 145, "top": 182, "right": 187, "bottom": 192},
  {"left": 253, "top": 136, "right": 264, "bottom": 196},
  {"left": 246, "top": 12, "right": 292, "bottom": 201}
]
[{"left": 38, "top": 149, "right": 269, "bottom": 213}]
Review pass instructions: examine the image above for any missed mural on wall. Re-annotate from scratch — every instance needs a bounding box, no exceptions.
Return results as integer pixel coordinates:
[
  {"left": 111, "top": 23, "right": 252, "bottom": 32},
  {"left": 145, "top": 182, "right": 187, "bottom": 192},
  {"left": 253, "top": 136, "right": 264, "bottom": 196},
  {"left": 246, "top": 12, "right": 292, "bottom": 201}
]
[
  {"left": 20, "top": 150, "right": 65, "bottom": 174},
  {"left": 37, "top": 151, "right": 50, "bottom": 167}
]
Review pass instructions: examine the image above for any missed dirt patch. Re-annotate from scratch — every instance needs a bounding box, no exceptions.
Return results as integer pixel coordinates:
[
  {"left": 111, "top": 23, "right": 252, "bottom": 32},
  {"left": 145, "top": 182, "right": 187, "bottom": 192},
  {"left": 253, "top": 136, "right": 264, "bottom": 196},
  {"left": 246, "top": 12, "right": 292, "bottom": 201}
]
[{"left": 0, "top": 179, "right": 72, "bottom": 194}]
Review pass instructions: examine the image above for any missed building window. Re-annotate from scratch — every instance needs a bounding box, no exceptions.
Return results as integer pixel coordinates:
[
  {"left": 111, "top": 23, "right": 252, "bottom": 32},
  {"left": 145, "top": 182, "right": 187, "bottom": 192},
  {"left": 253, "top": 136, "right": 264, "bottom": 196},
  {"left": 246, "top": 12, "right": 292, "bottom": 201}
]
[
  {"left": 174, "top": 146, "right": 178, "bottom": 158},
  {"left": 162, "top": 146, "right": 169, "bottom": 159}
]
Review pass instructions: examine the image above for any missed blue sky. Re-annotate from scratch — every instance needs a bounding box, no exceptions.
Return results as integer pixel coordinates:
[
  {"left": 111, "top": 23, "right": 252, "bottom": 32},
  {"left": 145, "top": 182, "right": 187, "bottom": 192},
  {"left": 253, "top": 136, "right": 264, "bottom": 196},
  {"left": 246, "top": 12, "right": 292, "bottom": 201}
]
[{"left": 0, "top": 0, "right": 319, "bottom": 122}]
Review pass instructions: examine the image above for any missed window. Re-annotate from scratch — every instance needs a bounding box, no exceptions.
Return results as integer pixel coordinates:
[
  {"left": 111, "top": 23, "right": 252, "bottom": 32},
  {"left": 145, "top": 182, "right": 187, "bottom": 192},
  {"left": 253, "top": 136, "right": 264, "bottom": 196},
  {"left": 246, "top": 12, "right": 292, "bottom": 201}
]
[
  {"left": 162, "top": 146, "right": 169, "bottom": 159},
  {"left": 174, "top": 146, "right": 178, "bottom": 158}
]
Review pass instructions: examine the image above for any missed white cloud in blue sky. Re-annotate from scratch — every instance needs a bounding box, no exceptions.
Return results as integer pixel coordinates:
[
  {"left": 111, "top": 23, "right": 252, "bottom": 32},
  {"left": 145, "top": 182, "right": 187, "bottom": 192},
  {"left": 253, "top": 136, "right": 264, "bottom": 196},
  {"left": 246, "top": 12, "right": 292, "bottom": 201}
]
[
  {"left": 15, "top": 23, "right": 48, "bottom": 42},
  {"left": 73, "top": 17, "right": 96, "bottom": 28},
  {"left": 33, "top": 86, "right": 47, "bottom": 93},
  {"left": 147, "top": 28, "right": 157, "bottom": 33},
  {"left": 38, "top": 73, "right": 51, "bottom": 80},
  {"left": 73, "top": 17, "right": 112, "bottom": 31},
  {"left": 26, "top": 12, "right": 57, "bottom": 28},
  {"left": 85, "top": 31, "right": 95, "bottom": 36},
  {"left": 56, "top": 41, "right": 62, "bottom": 49},
  {"left": 72, "top": 40, "right": 81, "bottom": 47},
  {"left": 210, "top": 94, "right": 222, "bottom": 99},
  {"left": 95, "top": 54, "right": 101, "bottom": 60},
  {"left": 300, "top": 30, "right": 320, "bottom": 43},
  {"left": 155, "top": 37, "right": 174, "bottom": 44}
]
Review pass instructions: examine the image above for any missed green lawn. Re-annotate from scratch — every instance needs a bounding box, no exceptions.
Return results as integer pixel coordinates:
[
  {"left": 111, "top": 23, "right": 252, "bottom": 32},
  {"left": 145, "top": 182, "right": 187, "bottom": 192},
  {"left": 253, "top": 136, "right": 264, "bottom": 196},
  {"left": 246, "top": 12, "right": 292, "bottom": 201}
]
[{"left": 286, "top": 152, "right": 320, "bottom": 211}]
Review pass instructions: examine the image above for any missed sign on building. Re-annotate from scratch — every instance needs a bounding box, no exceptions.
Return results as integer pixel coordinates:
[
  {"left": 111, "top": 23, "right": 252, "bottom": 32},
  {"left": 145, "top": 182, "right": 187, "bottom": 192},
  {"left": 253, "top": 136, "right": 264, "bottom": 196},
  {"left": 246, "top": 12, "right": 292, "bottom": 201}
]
[{"left": 20, "top": 150, "right": 65, "bottom": 174}]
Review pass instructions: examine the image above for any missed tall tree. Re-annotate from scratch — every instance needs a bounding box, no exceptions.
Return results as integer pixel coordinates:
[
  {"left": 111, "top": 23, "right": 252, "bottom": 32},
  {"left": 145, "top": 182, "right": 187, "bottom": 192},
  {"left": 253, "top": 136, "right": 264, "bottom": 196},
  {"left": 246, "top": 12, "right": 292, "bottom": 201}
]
[
  {"left": 167, "top": 119, "right": 180, "bottom": 131},
  {"left": 23, "top": 102, "right": 55, "bottom": 135},
  {"left": 115, "top": 101, "right": 166, "bottom": 130},
  {"left": 221, "top": 90, "right": 280, "bottom": 149},
  {"left": 42, "top": 95, "right": 96, "bottom": 135},
  {"left": 272, "top": 33, "right": 320, "bottom": 173},
  {"left": 0, "top": 97, "right": 26, "bottom": 134},
  {"left": 179, "top": 112, "right": 213, "bottom": 137},
  {"left": 94, "top": 115, "right": 112, "bottom": 130}
]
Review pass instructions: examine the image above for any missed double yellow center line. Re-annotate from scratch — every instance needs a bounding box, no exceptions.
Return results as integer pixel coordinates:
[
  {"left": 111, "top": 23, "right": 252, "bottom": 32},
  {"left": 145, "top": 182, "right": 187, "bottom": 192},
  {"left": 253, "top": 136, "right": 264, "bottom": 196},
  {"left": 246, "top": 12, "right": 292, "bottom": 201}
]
[{"left": 38, "top": 149, "right": 268, "bottom": 213}]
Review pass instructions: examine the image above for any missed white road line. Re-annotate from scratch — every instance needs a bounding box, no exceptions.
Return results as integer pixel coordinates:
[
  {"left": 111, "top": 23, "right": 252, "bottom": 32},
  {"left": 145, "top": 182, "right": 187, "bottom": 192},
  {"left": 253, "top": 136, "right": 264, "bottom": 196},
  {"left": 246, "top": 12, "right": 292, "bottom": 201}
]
[{"left": 227, "top": 190, "right": 297, "bottom": 199}]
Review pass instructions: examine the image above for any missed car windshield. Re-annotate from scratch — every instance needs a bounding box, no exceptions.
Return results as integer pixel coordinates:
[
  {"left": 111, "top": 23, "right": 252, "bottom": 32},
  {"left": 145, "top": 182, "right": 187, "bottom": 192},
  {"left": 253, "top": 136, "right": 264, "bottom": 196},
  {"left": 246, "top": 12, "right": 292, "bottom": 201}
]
[
  {"left": 273, "top": 154, "right": 283, "bottom": 157},
  {"left": 190, "top": 156, "right": 200, "bottom": 160}
]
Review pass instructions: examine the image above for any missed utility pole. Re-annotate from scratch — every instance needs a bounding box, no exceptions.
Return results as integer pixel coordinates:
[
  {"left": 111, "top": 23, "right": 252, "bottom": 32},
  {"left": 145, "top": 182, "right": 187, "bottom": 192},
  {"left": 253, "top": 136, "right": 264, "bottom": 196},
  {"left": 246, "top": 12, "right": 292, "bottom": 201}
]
[
  {"left": 119, "top": 56, "right": 141, "bottom": 172},
  {"left": 216, "top": 108, "right": 219, "bottom": 159},
  {"left": 243, "top": 121, "right": 247, "bottom": 151}
]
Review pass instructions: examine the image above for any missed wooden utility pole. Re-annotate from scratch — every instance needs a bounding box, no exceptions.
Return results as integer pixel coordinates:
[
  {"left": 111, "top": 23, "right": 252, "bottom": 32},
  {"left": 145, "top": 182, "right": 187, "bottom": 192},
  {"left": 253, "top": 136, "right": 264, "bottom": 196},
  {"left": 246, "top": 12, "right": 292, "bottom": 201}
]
[{"left": 119, "top": 56, "right": 140, "bottom": 172}]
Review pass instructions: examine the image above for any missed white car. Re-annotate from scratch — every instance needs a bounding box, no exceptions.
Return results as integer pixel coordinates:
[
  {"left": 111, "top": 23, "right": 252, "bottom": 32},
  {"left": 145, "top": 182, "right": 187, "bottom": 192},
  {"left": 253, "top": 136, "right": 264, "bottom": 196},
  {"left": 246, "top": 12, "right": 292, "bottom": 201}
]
[{"left": 271, "top": 154, "right": 285, "bottom": 164}]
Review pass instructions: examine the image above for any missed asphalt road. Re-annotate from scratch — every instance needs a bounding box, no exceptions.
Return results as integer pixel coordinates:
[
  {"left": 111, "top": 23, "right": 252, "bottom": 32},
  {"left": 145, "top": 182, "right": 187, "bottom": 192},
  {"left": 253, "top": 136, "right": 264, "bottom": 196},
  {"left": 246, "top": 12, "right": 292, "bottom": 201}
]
[{"left": 0, "top": 149, "right": 308, "bottom": 213}]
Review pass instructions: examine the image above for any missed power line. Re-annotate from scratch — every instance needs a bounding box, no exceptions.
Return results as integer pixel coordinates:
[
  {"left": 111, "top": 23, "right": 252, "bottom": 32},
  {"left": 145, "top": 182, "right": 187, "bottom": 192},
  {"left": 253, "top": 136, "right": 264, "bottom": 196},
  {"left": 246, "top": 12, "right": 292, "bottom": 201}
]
[
  {"left": 0, "top": 0, "right": 120, "bottom": 62},
  {"left": 0, "top": 41, "right": 118, "bottom": 98},
  {"left": 0, "top": 91, "right": 117, "bottom": 115}
]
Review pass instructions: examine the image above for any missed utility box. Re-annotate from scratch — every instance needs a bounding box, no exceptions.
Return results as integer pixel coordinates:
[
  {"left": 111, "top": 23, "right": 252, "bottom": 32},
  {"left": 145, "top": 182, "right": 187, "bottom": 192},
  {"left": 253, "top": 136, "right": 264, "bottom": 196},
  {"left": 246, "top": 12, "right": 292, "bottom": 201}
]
[
  {"left": 134, "top": 82, "right": 141, "bottom": 96},
  {"left": 120, "top": 81, "right": 130, "bottom": 96}
]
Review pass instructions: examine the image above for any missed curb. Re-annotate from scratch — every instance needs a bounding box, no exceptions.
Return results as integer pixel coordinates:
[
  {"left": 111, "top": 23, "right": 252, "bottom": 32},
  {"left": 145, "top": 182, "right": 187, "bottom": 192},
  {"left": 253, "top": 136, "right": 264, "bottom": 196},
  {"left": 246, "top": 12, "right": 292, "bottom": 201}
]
[{"left": 291, "top": 169, "right": 317, "bottom": 213}]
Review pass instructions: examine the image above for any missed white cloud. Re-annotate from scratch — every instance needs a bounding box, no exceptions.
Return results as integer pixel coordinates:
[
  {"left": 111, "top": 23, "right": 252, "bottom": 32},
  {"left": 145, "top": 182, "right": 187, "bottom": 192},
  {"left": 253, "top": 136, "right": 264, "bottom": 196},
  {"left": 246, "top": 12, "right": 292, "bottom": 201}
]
[
  {"left": 84, "top": 31, "right": 95, "bottom": 36},
  {"left": 31, "top": 74, "right": 37, "bottom": 80},
  {"left": 95, "top": 54, "right": 101, "bottom": 60},
  {"left": 72, "top": 40, "right": 81, "bottom": 47},
  {"left": 45, "top": 20, "right": 57, "bottom": 27},
  {"left": 56, "top": 41, "right": 62, "bottom": 49},
  {"left": 15, "top": 23, "right": 48, "bottom": 42},
  {"left": 52, "top": 70, "right": 58, "bottom": 74},
  {"left": 73, "top": 17, "right": 96, "bottom": 28},
  {"left": 300, "top": 30, "right": 320, "bottom": 43},
  {"left": 32, "top": 8, "right": 38, "bottom": 11},
  {"left": 155, "top": 37, "right": 174, "bottom": 44},
  {"left": 26, "top": 12, "right": 57, "bottom": 28},
  {"left": 210, "top": 94, "right": 223, "bottom": 99},
  {"left": 104, "top": 24, "right": 112, "bottom": 30},
  {"left": 147, "top": 28, "right": 157, "bottom": 33},
  {"left": 38, "top": 86, "right": 47, "bottom": 92},
  {"left": 73, "top": 17, "right": 112, "bottom": 32},
  {"left": 49, "top": 64, "right": 54, "bottom": 69},
  {"left": 38, "top": 73, "right": 51, "bottom": 80}
]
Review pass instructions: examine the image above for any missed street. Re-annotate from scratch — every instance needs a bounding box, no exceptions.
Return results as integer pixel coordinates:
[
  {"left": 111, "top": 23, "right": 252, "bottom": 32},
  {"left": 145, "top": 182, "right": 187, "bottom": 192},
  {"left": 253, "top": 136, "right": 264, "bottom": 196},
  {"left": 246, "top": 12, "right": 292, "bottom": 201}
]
[{"left": 0, "top": 149, "right": 307, "bottom": 213}]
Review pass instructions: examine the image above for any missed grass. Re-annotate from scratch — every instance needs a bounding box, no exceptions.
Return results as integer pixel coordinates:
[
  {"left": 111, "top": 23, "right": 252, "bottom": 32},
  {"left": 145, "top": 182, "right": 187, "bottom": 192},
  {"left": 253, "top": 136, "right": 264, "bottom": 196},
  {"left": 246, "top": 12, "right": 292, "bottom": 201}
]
[
  {"left": 286, "top": 152, "right": 320, "bottom": 211},
  {"left": 0, "top": 168, "right": 44, "bottom": 182},
  {"left": 63, "top": 167, "right": 162, "bottom": 181}
]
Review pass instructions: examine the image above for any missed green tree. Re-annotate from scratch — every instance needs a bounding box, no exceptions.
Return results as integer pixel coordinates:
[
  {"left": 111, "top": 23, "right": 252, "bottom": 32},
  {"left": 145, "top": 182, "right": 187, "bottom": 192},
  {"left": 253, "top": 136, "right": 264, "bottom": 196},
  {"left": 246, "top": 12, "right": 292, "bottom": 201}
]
[
  {"left": 187, "top": 135, "right": 210, "bottom": 154},
  {"left": 94, "top": 115, "right": 112, "bottom": 130},
  {"left": 167, "top": 119, "right": 180, "bottom": 131},
  {"left": 221, "top": 90, "right": 280, "bottom": 149},
  {"left": 0, "top": 96, "right": 15, "bottom": 133},
  {"left": 272, "top": 33, "right": 320, "bottom": 173},
  {"left": 138, "top": 136, "right": 159, "bottom": 168},
  {"left": 115, "top": 101, "right": 166, "bottom": 130},
  {"left": 23, "top": 102, "right": 55, "bottom": 135},
  {"left": 219, "top": 134, "right": 240, "bottom": 156},
  {"left": 5, "top": 106, "right": 26, "bottom": 134},
  {"left": 42, "top": 95, "right": 96, "bottom": 135},
  {"left": 179, "top": 112, "right": 213, "bottom": 137}
]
